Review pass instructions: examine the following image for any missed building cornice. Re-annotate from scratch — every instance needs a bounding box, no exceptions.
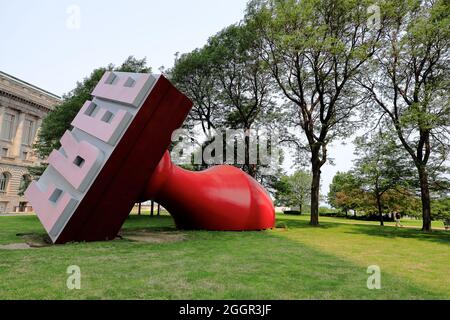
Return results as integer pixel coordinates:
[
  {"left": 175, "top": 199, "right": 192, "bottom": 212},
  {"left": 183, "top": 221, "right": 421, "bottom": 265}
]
[
  {"left": 0, "top": 89, "right": 53, "bottom": 114},
  {"left": 0, "top": 71, "right": 61, "bottom": 111}
]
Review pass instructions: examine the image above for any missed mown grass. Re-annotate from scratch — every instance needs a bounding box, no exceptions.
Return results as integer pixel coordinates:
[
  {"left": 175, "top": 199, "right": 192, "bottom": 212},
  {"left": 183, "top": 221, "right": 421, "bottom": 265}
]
[
  {"left": 282, "top": 214, "right": 447, "bottom": 229},
  {"left": 0, "top": 213, "right": 448, "bottom": 299}
]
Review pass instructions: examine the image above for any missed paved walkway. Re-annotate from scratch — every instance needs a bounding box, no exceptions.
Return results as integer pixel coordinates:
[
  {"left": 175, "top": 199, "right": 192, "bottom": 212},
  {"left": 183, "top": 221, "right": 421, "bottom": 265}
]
[{"left": 0, "top": 213, "right": 35, "bottom": 217}]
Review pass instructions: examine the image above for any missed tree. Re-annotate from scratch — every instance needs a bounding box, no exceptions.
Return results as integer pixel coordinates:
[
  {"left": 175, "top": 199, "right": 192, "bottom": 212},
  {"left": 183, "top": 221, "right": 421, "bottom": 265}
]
[
  {"left": 382, "top": 187, "right": 421, "bottom": 218},
  {"left": 34, "top": 56, "right": 151, "bottom": 160},
  {"left": 247, "top": 0, "right": 385, "bottom": 225},
  {"left": 432, "top": 196, "right": 450, "bottom": 228},
  {"left": 328, "top": 171, "right": 363, "bottom": 216},
  {"left": 209, "top": 24, "right": 275, "bottom": 176},
  {"left": 357, "top": 0, "right": 450, "bottom": 230},
  {"left": 170, "top": 49, "right": 223, "bottom": 139},
  {"left": 170, "top": 24, "right": 278, "bottom": 178},
  {"left": 353, "top": 129, "right": 414, "bottom": 225},
  {"left": 328, "top": 170, "right": 421, "bottom": 219},
  {"left": 275, "top": 170, "right": 312, "bottom": 213}
]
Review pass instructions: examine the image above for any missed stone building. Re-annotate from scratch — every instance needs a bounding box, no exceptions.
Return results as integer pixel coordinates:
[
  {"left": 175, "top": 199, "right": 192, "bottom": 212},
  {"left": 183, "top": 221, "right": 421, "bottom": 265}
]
[{"left": 0, "top": 71, "right": 60, "bottom": 213}]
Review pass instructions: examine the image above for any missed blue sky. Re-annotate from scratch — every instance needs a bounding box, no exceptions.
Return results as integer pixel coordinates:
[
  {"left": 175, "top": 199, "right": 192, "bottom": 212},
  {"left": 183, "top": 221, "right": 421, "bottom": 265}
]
[
  {"left": 0, "top": 0, "right": 248, "bottom": 95},
  {"left": 0, "top": 0, "right": 355, "bottom": 199}
]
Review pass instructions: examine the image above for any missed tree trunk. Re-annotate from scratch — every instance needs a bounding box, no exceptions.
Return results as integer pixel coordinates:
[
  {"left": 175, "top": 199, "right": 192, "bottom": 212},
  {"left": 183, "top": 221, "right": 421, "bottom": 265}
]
[
  {"left": 299, "top": 203, "right": 302, "bottom": 215},
  {"left": 151, "top": 200, "right": 154, "bottom": 217},
  {"left": 310, "top": 159, "right": 321, "bottom": 226},
  {"left": 418, "top": 166, "right": 432, "bottom": 231},
  {"left": 376, "top": 194, "right": 384, "bottom": 226}
]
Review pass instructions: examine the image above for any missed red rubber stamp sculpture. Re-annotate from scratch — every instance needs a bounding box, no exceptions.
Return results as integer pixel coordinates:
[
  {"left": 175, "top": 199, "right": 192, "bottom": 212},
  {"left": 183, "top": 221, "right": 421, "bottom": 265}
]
[{"left": 25, "top": 72, "right": 275, "bottom": 243}]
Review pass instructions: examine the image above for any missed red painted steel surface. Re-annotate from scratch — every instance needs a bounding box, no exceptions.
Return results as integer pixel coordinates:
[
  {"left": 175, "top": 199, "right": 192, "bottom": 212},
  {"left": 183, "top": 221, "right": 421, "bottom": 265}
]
[
  {"left": 141, "top": 151, "right": 275, "bottom": 231},
  {"left": 26, "top": 72, "right": 275, "bottom": 244},
  {"left": 55, "top": 76, "right": 193, "bottom": 243}
]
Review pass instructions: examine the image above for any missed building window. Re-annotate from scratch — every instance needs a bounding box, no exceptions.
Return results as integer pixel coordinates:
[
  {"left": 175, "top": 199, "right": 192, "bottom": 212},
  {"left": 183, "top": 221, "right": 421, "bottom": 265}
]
[
  {"left": 1, "top": 148, "right": 8, "bottom": 157},
  {"left": 22, "top": 119, "right": 34, "bottom": 145},
  {"left": 21, "top": 151, "right": 28, "bottom": 160},
  {"left": 0, "top": 172, "right": 10, "bottom": 192},
  {"left": 1, "top": 113, "right": 15, "bottom": 140}
]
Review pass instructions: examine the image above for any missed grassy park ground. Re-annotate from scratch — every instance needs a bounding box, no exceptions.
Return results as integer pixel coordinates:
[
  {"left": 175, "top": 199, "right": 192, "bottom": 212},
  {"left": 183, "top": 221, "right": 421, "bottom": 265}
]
[{"left": 0, "top": 213, "right": 449, "bottom": 299}]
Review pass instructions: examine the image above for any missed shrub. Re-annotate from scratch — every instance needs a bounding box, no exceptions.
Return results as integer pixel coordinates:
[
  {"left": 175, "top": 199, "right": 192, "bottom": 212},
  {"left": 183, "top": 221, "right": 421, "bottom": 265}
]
[{"left": 283, "top": 210, "right": 302, "bottom": 215}]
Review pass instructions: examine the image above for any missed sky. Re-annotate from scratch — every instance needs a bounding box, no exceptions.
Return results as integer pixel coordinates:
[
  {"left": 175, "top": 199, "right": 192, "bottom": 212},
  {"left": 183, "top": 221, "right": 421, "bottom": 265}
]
[{"left": 0, "top": 0, "right": 355, "bottom": 201}]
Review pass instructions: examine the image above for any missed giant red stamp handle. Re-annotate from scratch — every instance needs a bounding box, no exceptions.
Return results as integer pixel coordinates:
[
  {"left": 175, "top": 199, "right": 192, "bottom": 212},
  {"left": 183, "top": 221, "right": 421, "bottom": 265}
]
[
  {"left": 25, "top": 72, "right": 275, "bottom": 244},
  {"left": 141, "top": 151, "right": 275, "bottom": 230}
]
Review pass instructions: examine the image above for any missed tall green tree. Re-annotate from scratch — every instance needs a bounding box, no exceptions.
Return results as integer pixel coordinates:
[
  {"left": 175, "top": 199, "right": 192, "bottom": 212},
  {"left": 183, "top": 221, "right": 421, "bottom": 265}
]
[
  {"left": 34, "top": 56, "right": 151, "bottom": 160},
  {"left": 432, "top": 196, "right": 450, "bottom": 227},
  {"left": 170, "top": 49, "right": 223, "bottom": 138},
  {"left": 353, "top": 129, "right": 414, "bottom": 225},
  {"left": 357, "top": 0, "right": 450, "bottom": 230},
  {"left": 246, "top": 0, "right": 386, "bottom": 225},
  {"left": 170, "top": 24, "right": 278, "bottom": 178},
  {"left": 328, "top": 171, "right": 363, "bottom": 216},
  {"left": 210, "top": 24, "right": 277, "bottom": 177},
  {"left": 275, "top": 170, "right": 312, "bottom": 213},
  {"left": 382, "top": 187, "right": 421, "bottom": 218}
]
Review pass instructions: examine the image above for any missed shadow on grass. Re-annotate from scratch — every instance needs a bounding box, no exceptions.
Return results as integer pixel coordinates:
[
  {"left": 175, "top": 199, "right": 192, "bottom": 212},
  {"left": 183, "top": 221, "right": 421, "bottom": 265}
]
[
  {"left": 125, "top": 215, "right": 338, "bottom": 232},
  {"left": 275, "top": 216, "right": 339, "bottom": 230},
  {"left": 123, "top": 215, "right": 177, "bottom": 232},
  {"left": 106, "top": 215, "right": 450, "bottom": 298},
  {"left": 1, "top": 213, "right": 447, "bottom": 299},
  {"left": 341, "top": 224, "right": 450, "bottom": 245},
  {"left": 276, "top": 215, "right": 450, "bottom": 245}
]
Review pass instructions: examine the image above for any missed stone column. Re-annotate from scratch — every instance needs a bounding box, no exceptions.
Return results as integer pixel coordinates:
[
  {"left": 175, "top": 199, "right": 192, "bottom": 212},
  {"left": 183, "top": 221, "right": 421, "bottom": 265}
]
[{"left": 12, "top": 112, "right": 25, "bottom": 158}]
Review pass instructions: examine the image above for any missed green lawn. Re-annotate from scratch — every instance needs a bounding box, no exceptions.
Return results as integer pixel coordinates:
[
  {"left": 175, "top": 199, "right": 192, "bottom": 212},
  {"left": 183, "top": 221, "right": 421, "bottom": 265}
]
[
  {"left": 292, "top": 214, "right": 447, "bottom": 229},
  {"left": 0, "top": 213, "right": 449, "bottom": 299}
]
